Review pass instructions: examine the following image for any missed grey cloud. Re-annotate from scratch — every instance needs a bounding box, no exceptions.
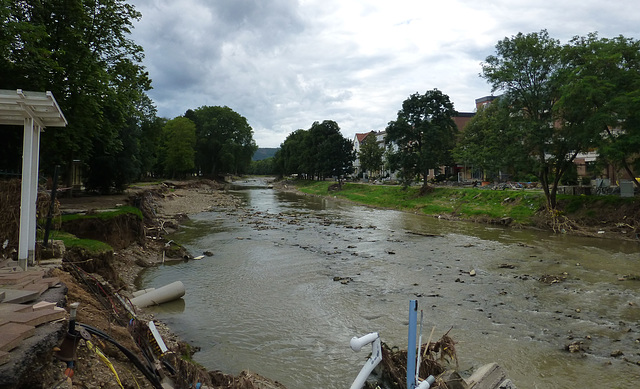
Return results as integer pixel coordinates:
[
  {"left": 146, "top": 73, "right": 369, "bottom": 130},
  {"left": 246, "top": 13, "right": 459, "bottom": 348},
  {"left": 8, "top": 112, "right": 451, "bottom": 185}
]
[{"left": 131, "top": 0, "right": 640, "bottom": 147}]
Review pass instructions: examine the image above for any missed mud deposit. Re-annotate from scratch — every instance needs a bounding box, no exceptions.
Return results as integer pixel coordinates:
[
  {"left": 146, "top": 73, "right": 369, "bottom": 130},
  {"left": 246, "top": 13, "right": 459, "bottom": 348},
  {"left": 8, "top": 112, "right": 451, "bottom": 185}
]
[{"left": 140, "top": 179, "right": 640, "bottom": 389}]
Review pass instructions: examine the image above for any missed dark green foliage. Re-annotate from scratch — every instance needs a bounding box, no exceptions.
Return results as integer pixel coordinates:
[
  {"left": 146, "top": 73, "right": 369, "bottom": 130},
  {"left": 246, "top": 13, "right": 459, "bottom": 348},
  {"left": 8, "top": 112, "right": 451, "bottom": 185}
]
[
  {"left": 558, "top": 34, "right": 640, "bottom": 190},
  {"left": 385, "top": 89, "right": 458, "bottom": 188},
  {"left": 453, "top": 97, "right": 528, "bottom": 181},
  {"left": 161, "top": 117, "right": 196, "bottom": 178},
  {"left": 481, "top": 30, "right": 577, "bottom": 209},
  {"left": 185, "top": 106, "right": 258, "bottom": 178},
  {"left": 358, "top": 131, "right": 384, "bottom": 178},
  {"left": 274, "top": 121, "right": 355, "bottom": 181},
  {"left": 274, "top": 129, "right": 309, "bottom": 177},
  {"left": 1, "top": 0, "right": 153, "bottom": 193},
  {"left": 479, "top": 30, "right": 640, "bottom": 209},
  {"left": 307, "top": 120, "right": 355, "bottom": 181},
  {"left": 248, "top": 157, "right": 276, "bottom": 175},
  {"left": 252, "top": 148, "right": 278, "bottom": 161}
]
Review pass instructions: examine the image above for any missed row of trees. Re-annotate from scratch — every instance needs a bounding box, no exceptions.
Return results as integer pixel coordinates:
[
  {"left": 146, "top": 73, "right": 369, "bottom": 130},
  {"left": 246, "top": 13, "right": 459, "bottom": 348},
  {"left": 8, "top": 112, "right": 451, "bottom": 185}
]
[
  {"left": 274, "top": 120, "right": 355, "bottom": 183},
  {"left": 342, "top": 31, "right": 639, "bottom": 210},
  {"left": 2, "top": 4, "right": 637, "bottom": 211},
  {"left": 457, "top": 30, "right": 640, "bottom": 209},
  {"left": 162, "top": 106, "right": 257, "bottom": 179},
  {"left": 1, "top": 1, "right": 258, "bottom": 191}
]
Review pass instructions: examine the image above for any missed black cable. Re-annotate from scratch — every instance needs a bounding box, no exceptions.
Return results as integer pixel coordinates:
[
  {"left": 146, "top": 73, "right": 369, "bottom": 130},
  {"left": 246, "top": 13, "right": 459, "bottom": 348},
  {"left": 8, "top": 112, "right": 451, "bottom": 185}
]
[{"left": 77, "top": 323, "right": 164, "bottom": 389}]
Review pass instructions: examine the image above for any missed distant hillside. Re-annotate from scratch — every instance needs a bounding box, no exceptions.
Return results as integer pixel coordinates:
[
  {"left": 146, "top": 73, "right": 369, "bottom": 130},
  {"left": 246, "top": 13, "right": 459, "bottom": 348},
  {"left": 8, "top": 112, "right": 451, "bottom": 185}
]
[{"left": 253, "top": 148, "right": 278, "bottom": 161}]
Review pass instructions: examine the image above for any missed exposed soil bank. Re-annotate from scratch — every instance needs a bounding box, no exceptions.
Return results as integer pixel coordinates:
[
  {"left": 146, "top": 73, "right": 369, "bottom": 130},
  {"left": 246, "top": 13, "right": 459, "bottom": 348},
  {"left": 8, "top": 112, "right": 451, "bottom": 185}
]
[{"left": 8, "top": 180, "right": 283, "bottom": 389}]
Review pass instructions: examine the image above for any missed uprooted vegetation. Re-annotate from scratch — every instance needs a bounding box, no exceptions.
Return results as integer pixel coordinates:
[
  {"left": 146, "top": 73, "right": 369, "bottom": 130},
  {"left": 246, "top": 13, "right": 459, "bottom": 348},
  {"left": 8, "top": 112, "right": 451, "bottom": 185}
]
[{"left": 367, "top": 329, "right": 459, "bottom": 389}]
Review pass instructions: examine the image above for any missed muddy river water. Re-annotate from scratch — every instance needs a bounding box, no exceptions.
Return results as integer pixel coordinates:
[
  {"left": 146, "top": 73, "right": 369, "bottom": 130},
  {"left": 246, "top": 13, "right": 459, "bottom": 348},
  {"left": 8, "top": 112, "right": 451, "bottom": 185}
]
[{"left": 140, "top": 178, "right": 640, "bottom": 388}]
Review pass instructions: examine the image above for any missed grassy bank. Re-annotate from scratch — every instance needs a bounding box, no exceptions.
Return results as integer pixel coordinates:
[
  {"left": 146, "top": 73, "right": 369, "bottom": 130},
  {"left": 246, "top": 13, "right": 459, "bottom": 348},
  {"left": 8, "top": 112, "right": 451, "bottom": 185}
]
[
  {"left": 294, "top": 181, "right": 640, "bottom": 229},
  {"left": 47, "top": 230, "right": 113, "bottom": 253}
]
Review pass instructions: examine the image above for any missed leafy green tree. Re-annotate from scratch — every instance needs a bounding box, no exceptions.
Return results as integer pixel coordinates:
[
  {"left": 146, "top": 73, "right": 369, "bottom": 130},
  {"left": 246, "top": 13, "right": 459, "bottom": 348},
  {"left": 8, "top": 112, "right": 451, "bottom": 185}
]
[
  {"left": 275, "top": 121, "right": 354, "bottom": 183},
  {"left": 453, "top": 97, "right": 527, "bottom": 181},
  {"left": 0, "top": 0, "right": 153, "bottom": 192},
  {"left": 482, "top": 30, "right": 575, "bottom": 209},
  {"left": 274, "top": 129, "right": 309, "bottom": 177},
  {"left": 384, "top": 89, "right": 458, "bottom": 190},
  {"left": 306, "top": 120, "right": 355, "bottom": 183},
  {"left": 161, "top": 117, "right": 196, "bottom": 178},
  {"left": 358, "top": 131, "right": 384, "bottom": 179},
  {"left": 185, "top": 106, "right": 257, "bottom": 178},
  {"left": 558, "top": 34, "right": 640, "bottom": 188},
  {"left": 139, "top": 114, "right": 167, "bottom": 178},
  {"left": 248, "top": 157, "right": 276, "bottom": 175}
]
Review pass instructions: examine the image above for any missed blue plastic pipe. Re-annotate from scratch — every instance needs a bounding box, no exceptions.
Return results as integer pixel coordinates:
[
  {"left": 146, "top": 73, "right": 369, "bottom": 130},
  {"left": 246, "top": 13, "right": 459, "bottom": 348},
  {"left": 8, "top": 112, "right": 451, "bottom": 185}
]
[{"left": 407, "top": 300, "right": 418, "bottom": 389}]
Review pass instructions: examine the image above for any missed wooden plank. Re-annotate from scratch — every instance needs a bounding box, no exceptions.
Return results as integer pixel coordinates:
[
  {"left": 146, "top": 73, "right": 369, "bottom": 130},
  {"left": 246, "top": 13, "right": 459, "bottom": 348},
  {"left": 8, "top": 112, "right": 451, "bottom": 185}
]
[
  {"left": 32, "top": 301, "right": 58, "bottom": 311},
  {"left": 0, "top": 322, "right": 36, "bottom": 352},
  {"left": 2, "top": 307, "right": 66, "bottom": 327},
  {"left": 0, "top": 289, "right": 40, "bottom": 304},
  {"left": 0, "top": 291, "right": 4, "bottom": 303},
  {"left": 13, "top": 275, "right": 45, "bottom": 288},
  {"left": 0, "top": 271, "right": 45, "bottom": 285},
  {"left": 20, "top": 282, "right": 49, "bottom": 296}
]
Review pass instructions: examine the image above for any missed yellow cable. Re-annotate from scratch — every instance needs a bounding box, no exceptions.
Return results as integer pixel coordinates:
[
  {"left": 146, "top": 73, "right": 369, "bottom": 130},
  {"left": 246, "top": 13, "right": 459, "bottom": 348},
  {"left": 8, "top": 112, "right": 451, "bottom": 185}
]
[
  {"left": 122, "top": 366, "right": 142, "bottom": 389},
  {"left": 86, "top": 340, "right": 124, "bottom": 389}
]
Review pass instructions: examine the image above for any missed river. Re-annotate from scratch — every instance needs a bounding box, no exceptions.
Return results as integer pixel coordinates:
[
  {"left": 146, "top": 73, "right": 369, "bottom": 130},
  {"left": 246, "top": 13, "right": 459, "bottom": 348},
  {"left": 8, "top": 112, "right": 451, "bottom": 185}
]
[{"left": 139, "top": 178, "right": 640, "bottom": 388}]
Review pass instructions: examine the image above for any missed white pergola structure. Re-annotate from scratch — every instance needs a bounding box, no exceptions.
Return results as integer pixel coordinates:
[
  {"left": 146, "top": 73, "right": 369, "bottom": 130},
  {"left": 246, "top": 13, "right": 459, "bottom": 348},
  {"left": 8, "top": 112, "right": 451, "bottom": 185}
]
[{"left": 0, "top": 89, "right": 67, "bottom": 270}]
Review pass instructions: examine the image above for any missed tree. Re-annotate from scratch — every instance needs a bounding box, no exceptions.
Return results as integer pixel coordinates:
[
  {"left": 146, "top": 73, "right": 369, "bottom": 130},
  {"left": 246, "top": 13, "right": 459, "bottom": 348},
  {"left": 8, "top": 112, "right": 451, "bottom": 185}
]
[
  {"left": 275, "top": 129, "right": 309, "bottom": 178},
  {"left": 358, "top": 131, "right": 384, "bottom": 179},
  {"left": 482, "top": 30, "right": 575, "bottom": 209},
  {"left": 453, "top": 97, "right": 528, "bottom": 181},
  {"left": 274, "top": 121, "right": 354, "bottom": 183},
  {"left": 139, "top": 115, "right": 167, "bottom": 178},
  {"left": 185, "top": 106, "right": 257, "bottom": 178},
  {"left": 0, "top": 0, "right": 153, "bottom": 192},
  {"left": 248, "top": 157, "right": 276, "bottom": 175},
  {"left": 558, "top": 34, "right": 640, "bottom": 189},
  {"left": 306, "top": 120, "right": 355, "bottom": 183},
  {"left": 161, "top": 117, "right": 196, "bottom": 178},
  {"left": 384, "top": 89, "right": 458, "bottom": 190}
]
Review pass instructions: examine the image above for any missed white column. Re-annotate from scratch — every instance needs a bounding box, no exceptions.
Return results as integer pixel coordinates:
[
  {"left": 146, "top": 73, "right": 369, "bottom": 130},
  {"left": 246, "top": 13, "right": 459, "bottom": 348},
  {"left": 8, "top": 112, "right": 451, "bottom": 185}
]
[
  {"left": 18, "top": 117, "right": 35, "bottom": 270},
  {"left": 27, "top": 124, "right": 41, "bottom": 265}
]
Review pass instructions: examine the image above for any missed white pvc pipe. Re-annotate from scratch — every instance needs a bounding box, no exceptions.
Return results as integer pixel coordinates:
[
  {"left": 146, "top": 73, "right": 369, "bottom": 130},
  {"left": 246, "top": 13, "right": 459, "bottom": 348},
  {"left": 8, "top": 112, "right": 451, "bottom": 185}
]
[
  {"left": 130, "top": 281, "right": 185, "bottom": 308},
  {"left": 416, "top": 375, "right": 435, "bottom": 389},
  {"left": 132, "top": 288, "right": 156, "bottom": 297},
  {"left": 350, "top": 332, "right": 382, "bottom": 389},
  {"left": 350, "top": 332, "right": 379, "bottom": 352}
]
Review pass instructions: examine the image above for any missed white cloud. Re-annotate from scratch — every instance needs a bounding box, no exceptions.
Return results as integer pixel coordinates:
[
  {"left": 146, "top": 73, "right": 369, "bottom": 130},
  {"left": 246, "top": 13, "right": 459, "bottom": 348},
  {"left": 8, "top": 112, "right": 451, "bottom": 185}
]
[{"left": 129, "top": 0, "right": 640, "bottom": 147}]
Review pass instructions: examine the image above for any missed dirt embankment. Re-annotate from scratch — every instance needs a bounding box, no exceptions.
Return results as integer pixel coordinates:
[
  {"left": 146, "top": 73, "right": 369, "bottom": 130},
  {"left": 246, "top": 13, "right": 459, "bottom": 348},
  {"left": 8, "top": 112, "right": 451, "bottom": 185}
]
[{"left": 23, "top": 180, "right": 284, "bottom": 389}]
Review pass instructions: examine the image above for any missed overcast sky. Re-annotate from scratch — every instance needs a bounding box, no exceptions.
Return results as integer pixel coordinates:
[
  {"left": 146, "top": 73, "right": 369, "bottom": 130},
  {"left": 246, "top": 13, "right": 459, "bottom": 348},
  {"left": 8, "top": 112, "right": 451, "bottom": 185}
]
[{"left": 129, "top": 0, "right": 640, "bottom": 148}]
